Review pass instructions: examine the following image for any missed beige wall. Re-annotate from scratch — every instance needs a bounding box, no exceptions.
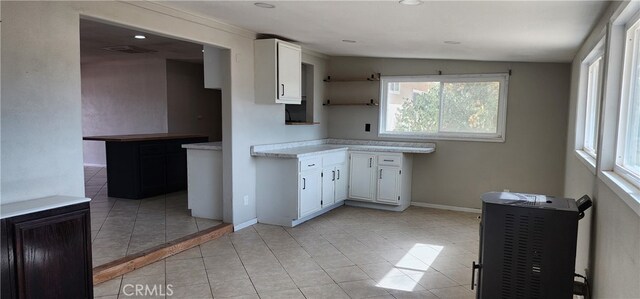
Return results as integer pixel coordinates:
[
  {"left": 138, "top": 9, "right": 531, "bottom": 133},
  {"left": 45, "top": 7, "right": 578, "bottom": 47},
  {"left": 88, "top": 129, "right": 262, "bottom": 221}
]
[
  {"left": 564, "top": 2, "right": 640, "bottom": 297},
  {"left": 166, "top": 60, "right": 222, "bottom": 142},
  {"left": 81, "top": 57, "right": 168, "bottom": 166},
  {"left": 328, "top": 57, "right": 571, "bottom": 209}
]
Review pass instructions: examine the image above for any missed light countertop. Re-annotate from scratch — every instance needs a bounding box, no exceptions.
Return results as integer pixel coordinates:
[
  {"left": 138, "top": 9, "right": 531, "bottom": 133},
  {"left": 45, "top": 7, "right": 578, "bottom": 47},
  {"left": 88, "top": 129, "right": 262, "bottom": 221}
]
[
  {"left": 1, "top": 196, "right": 90, "bottom": 219},
  {"left": 182, "top": 141, "right": 222, "bottom": 151},
  {"left": 251, "top": 139, "right": 435, "bottom": 158}
]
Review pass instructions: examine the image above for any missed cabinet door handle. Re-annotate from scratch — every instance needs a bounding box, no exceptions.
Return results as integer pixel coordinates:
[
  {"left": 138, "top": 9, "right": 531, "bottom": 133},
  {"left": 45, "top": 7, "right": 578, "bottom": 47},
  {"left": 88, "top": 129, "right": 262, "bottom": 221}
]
[
  {"left": 332, "top": 170, "right": 335, "bottom": 181},
  {"left": 471, "top": 261, "right": 481, "bottom": 290},
  {"left": 379, "top": 169, "right": 383, "bottom": 179},
  {"left": 337, "top": 170, "right": 340, "bottom": 180},
  {"left": 369, "top": 158, "right": 372, "bottom": 168},
  {"left": 384, "top": 159, "right": 394, "bottom": 162},
  {"left": 281, "top": 84, "right": 285, "bottom": 96},
  {"left": 302, "top": 178, "right": 306, "bottom": 190},
  {"left": 307, "top": 163, "right": 315, "bottom": 167}
]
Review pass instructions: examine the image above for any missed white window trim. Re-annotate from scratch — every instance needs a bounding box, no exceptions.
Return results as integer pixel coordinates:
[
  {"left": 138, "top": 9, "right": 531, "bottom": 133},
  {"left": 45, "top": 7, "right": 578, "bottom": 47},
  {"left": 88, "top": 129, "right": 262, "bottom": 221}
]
[
  {"left": 378, "top": 73, "right": 509, "bottom": 142},
  {"left": 596, "top": 1, "right": 640, "bottom": 217},
  {"left": 574, "top": 38, "right": 605, "bottom": 174},
  {"left": 614, "top": 12, "right": 640, "bottom": 190}
]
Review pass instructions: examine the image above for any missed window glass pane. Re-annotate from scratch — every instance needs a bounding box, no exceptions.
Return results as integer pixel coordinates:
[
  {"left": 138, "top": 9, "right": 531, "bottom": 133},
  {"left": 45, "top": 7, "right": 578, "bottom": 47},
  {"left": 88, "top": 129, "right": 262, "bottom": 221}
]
[
  {"left": 622, "top": 35, "right": 640, "bottom": 176},
  {"left": 440, "top": 81, "right": 500, "bottom": 133},
  {"left": 584, "top": 57, "right": 602, "bottom": 156},
  {"left": 387, "top": 82, "right": 440, "bottom": 133}
]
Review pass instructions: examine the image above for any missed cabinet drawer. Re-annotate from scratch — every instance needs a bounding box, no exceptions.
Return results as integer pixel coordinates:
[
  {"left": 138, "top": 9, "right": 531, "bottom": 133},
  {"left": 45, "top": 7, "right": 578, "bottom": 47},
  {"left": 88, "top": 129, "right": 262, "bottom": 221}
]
[
  {"left": 323, "top": 151, "right": 347, "bottom": 166},
  {"left": 378, "top": 154, "right": 402, "bottom": 166},
  {"left": 139, "top": 144, "right": 166, "bottom": 156},
  {"left": 300, "top": 157, "right": 321, "bottom": 172}
]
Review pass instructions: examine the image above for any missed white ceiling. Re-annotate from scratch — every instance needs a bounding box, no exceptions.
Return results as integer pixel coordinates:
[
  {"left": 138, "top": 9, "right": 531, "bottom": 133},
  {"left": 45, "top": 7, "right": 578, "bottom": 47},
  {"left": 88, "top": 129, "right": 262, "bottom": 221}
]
[{"left": 161, "top": 0, "right": 610, "bottom": 62}]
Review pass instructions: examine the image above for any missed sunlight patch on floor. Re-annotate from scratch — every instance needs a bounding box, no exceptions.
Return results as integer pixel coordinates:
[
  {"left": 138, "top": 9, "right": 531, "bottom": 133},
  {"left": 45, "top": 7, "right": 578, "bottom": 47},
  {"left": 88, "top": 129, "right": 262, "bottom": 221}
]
[{"left": 376, "top": 243, "right": 444, "bottom": 291}]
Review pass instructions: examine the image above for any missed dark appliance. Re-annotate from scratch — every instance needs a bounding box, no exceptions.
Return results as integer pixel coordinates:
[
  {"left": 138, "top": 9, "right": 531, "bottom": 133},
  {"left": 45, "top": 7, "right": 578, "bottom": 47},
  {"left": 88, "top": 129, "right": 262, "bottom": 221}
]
[{"left": 472, "top": 192, "right": 591, "bottom": 299}]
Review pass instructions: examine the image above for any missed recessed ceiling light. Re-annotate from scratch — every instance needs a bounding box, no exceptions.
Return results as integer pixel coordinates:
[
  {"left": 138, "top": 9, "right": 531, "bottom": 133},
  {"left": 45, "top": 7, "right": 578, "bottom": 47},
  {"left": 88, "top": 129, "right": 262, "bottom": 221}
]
[
  {"left": 399, "top": 0, "right": 423, "bottom": 5},
  {"left": 342, "top": 39, "right": 357, "bottom": 43},
  {"left": 134, "top": 35, "right": 146, "bottom": 40},
  {"left": 254, "top": 2, "right": 275, "bottom": 8},
  {"left": 444, "top": 41, "right": 461, "bottom": 45}
]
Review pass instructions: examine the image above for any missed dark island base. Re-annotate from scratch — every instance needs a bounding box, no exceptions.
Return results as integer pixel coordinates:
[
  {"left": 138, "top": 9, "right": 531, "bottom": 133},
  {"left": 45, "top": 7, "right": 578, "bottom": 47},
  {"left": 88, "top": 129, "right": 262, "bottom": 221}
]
[{"left": 104, "top": 136, "right": 208, "bottom": 199}]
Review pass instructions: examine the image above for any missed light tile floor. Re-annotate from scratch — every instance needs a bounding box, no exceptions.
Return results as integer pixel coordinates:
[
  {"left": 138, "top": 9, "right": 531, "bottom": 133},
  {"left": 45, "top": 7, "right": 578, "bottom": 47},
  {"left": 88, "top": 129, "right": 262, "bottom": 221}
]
[
  {"left": 93, "top": 204, "right": 480, "bottom": 299},
  {"left": 85, "top": 166, "right": 222, "bottom": 266}
]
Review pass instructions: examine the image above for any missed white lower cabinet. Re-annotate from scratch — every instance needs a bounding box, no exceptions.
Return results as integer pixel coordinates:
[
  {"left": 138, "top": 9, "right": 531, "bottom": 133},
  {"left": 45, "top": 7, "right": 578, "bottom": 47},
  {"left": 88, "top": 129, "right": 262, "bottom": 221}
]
[
  {"left": 299, "top": 169, "right": 322, "bottom": 218},
  {"left": 256, "top": 150, "right": 348, "bottom": 227},
  {"left": 256, "top": 149, "right": 411, "bottom": 227},
  {"left": 376, "top": 165, "right": 401, "bottom": 204},
  {"left": 348, "top": 152, "right": 412, "bottom": 209},
  {"left": 348, "top": 153, "right": 377, "bottom": 201}
]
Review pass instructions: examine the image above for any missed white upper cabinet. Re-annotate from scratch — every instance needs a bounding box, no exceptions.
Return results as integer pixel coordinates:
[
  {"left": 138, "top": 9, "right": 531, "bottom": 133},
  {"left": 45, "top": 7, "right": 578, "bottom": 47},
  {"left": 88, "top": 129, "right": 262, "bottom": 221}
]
[{"left": 255, "top": 39, "right": 302, "bottom": 104}]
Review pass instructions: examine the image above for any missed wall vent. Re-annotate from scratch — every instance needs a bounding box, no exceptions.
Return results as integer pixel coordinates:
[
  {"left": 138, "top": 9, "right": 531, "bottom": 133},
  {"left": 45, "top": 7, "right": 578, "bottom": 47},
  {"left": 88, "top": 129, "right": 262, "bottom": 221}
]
[{"left": 101, "top": 45, "right": 157, "bottom": 54}]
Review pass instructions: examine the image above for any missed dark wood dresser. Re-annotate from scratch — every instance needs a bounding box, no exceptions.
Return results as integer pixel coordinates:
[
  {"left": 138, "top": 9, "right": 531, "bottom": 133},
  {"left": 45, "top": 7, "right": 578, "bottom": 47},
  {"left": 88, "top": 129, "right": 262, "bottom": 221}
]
[
  {"left": 84, "top": 133, "right": 208, "bottom": 199},
  {"left": 1, "top": 197, "right": 93, "bottom": 299}
]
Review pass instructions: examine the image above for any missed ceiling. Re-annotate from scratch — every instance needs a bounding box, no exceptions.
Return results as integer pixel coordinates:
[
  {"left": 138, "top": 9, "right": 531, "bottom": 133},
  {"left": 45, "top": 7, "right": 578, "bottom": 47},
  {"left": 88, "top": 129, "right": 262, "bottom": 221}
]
[
  {"left": 80, "top": 19, "right": 204, "bottom": 64},
  {"left": 161, "top": 0, "right": 610, "bottom": 62}
]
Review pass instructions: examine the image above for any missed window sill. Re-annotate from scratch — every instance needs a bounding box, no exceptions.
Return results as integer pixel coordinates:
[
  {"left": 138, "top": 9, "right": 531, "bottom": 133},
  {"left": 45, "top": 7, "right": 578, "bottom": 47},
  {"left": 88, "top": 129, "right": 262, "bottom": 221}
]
[
  {"left": 599, "top": 170, "right": 640, "bottom": 217},
  {"left": 378, "top": 132, "right": 505, "bottom": 143},
  {"left": 574, "top": 150, "right": 597, "bottom": 175}
]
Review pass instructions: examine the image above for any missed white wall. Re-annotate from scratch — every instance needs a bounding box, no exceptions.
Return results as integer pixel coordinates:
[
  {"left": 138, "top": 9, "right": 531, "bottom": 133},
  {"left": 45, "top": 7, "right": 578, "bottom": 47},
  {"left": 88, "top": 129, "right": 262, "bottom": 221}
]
[
  {"left": 1, "top": 1, "right": 329, "bottom": 227},
  {"left": 166, "top": 59, "right": 222, "bottom": 141},
  {"left": 564, "top": 2, "right": 640, "bottom": 297},
  {"left": 328, "top": 57, "right": 570, "bottom": 209},
  {"left": 1, "top": 2, "right": 85, "bottom": 203},
  {"left": 81, "top": 57, "right": 168, "bottom": 166}
]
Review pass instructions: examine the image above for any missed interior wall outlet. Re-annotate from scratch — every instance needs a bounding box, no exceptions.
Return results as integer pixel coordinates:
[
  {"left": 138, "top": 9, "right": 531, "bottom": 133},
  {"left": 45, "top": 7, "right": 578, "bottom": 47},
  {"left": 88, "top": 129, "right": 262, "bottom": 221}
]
[
  {"left": 365, "top": 123, "right": 371, "bottom": 132},
  {"left": 243, "top": 195, "right": 249, "bottom": 206},
  {"left": 503, "top": 189, "right": 510, "bottom": 192}
]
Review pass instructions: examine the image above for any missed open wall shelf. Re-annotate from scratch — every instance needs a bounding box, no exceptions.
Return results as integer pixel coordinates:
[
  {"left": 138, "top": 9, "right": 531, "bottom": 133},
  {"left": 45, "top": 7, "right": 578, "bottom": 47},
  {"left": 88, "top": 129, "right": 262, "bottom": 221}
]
[
  {"left": 323, "top": 73, "right": 380, "bottom": 82},
  {"left": 323, "top": 99, "right": 378, "bottom": 106}
]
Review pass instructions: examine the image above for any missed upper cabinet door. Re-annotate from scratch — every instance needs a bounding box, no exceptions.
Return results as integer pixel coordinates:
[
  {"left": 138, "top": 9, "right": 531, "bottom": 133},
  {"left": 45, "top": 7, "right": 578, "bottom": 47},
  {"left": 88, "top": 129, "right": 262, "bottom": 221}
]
[
  {"left": 255, "top": 39, "right": 302, "bottom": 104},
  {"left": 277, "top": 42, "right": 302, "bottom": 103}
]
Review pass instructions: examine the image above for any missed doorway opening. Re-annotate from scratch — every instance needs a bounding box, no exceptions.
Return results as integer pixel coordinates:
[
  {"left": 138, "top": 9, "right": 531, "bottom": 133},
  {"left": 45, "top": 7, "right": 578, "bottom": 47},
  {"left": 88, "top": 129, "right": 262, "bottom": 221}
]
[{"left": 79, "top": 18, "right": 227, "bottom": 267}]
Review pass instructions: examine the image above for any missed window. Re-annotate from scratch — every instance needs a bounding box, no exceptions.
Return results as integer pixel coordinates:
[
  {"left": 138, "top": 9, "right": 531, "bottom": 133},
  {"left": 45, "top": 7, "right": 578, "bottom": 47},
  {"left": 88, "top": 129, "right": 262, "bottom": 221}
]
[
  {"left": 583, "top": 56, "right": 604, "bottom": 158},
  {"left": 379, "top": 74, "right": 509, "bottom": 141},
  {"left": 617, "top": 17, "right": 640, "bottom": 188},
  {"left": 389, "top": 82, "right": 400, "bottom": 94}
]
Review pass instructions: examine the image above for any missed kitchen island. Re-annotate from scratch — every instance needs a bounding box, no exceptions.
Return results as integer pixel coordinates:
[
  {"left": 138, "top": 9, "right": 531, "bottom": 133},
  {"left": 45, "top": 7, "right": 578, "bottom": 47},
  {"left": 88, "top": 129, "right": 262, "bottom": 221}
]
[{"left": 83, "top": 133, "right": 208, "bottom": 199}]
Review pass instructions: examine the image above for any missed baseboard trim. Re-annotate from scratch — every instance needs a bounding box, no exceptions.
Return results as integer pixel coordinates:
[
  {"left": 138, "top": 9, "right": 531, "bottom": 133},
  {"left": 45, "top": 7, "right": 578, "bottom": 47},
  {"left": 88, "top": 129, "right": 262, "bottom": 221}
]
[
  {"left": 93, "top": 223, "right": 233, "bottom": 285},
  {"left": 411, "top": 202, "right": 481, "bottom": 213},
  {"left": 234, "top": 218, "right": 257, "bottom": 231},
  {"left": 83, "top": 163, "right": 106, "bottom": 168}
]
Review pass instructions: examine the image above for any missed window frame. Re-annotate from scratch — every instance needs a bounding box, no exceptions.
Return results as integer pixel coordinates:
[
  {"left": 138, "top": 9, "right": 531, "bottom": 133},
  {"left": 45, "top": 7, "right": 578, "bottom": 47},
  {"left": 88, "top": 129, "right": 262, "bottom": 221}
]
[
  {"left": 583, "top": 56, "right": 604, "bottom": 158},
  {"left": 575, "top": 39, "right": 605, "bottom": 172},
  {"left": 615, "top": 15, "right": 640, "bottom": 189},
  {"left": 378, "top": 73, "right": 509, "bottom": 142}
]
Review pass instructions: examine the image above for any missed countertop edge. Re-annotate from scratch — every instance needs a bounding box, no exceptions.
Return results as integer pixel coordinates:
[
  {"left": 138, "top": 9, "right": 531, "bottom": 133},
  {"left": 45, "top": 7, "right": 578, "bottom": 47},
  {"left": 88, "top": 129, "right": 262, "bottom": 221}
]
[
  {"left": 182, "top": 142, "right": 223, "bottom": 151},
  {"left": 1, "top": 196, "right": 91, "bottom": 219},
  {"left": 251, "top": 145, "right": 435, "bottom": 158}
]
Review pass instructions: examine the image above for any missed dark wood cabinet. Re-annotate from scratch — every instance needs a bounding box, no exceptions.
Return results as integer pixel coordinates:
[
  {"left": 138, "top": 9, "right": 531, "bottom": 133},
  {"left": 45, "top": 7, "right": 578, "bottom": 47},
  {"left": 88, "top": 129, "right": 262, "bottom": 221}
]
[
  {"left": 1, "top": 202, "right": 93, "bottom": 299},
  {"left": 102, "top": 136, "right": 208, "bottom": 199}
]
